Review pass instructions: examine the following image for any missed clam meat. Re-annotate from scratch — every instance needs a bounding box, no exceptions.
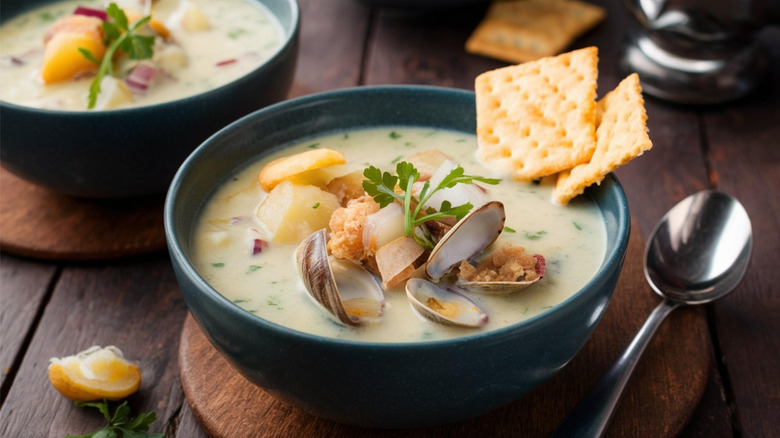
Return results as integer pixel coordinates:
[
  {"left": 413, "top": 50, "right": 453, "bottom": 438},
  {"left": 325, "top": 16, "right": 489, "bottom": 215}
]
[{"left": 405, "top": 278, "right": 488, "bottom": 328}]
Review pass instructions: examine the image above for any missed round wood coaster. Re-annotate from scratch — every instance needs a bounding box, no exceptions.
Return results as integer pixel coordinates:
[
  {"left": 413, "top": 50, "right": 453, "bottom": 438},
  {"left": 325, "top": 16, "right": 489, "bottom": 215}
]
[
  {"left": 178, "top": 223, "right": 711, "bottom": 437},
  {"left": 0, "top": 169, "right": 166, "bottom": 260}
]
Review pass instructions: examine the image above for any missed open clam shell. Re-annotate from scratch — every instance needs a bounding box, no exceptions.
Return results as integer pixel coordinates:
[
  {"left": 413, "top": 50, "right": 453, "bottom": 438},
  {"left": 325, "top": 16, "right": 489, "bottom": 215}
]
[
  {"left": 458, "top": 254, "right": 546, "bottom": 295},
  {"left": 296, "top": 229, "right": 384, "bottom": 326},
  {"left": 425, "top": 201, "right": 506, "bottom": 280},
  {"left": 405, "top": 278, "right": 488, "bottom": 328}
]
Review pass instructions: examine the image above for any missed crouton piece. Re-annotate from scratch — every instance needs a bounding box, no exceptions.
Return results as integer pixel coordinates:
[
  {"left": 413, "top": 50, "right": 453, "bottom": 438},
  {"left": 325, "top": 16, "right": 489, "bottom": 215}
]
[{"left": 327, "top": 195, "right": 380, "bottom": 263}]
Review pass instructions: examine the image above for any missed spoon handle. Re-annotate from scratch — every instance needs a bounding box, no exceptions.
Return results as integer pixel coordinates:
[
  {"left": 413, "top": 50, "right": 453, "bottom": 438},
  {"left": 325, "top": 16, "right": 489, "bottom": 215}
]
[{"left": 551, "top": 299, "right": 680, "bottom": 438}]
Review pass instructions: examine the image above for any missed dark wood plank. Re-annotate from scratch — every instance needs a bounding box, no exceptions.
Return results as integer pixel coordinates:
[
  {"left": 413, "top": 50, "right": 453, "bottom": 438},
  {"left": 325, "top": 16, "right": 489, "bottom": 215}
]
[
  {"left": 177, "top": 219, "right": 710, "bottom": 437},
  {"left": 0, "top": 170, "right": 166, "bottom": 261},
  {"left": 174, "top": 401, "right": 209, "bottom": 438},
  {"left": 0, "top": 254, "right": 56, "bottom": 397},
  {"left": 365, "top": 3, "right": 500, "bottom": 89},
  {"left": 701, "top": 27, "right": 780, "bottom": 438},
  {"left": 0, "top": 256, "right": 187, "bottom": 437},
  {"left": 288, "top": 0, "right": 370, "bottom": 97}
]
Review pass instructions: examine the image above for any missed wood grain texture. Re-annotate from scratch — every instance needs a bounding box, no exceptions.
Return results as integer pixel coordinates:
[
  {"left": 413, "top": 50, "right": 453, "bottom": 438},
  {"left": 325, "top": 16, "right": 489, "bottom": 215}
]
[
  {"left": 702, "top": 27, "right": 780, "bottom": 438},
  {"left": 178, "top": 220, "right": 711, "bottom": 437},
  {"left": 0, "top": 254, "right": 57, "bottom": 395},
  {"left": 288, "top": 0, "right": 369, "bottom": 97},
  {"left": 365, "top": 3, "right": 502, "bottom": 89},
  {"left": 0, "top": 170, "right": 166, "bottom": 261},
  {"left": 0, "top": 257, "right": 187, "bottom": 437}
]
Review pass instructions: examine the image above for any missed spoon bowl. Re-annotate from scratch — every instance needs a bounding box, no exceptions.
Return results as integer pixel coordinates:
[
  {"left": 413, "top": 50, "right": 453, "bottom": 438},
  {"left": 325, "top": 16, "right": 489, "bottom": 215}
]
[
  {"left": 645, "top": 190, "right": 753, "bottom": 304},
  {"left": 552, "top": 190, "right": 752, "bottom": 438}
]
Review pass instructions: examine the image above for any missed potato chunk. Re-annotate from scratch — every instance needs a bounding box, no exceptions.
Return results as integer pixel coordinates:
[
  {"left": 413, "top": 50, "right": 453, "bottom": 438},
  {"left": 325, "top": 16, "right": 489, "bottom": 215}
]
[
  {"left": 258, "top": 148, "right": 346, "bottom": 192},
  {"left": 41, "top": 15, "right": 106, "bottom": 84},
  {"left": 256, "top": 182, "right": 340, "bottom": 244}
]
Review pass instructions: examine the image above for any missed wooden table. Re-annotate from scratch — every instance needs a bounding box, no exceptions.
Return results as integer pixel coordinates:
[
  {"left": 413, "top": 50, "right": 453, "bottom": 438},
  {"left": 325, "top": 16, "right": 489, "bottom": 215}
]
[{"left": 1, "top": 1, "right": 778, "bottom": 436}]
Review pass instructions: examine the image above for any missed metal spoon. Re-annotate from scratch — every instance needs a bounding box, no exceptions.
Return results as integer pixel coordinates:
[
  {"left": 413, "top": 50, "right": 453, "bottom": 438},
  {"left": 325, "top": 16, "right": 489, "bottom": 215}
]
[{"left": 551, "top": 190, "right": 752, "bottom": 438}]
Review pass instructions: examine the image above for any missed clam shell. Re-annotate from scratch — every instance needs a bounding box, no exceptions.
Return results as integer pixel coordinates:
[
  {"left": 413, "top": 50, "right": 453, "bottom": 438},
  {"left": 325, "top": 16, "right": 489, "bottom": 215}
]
[
  {"left": 405, "top": 278, "right": 488, "bottom": 328},
  {"left": 296, "top": 229, "right": 384, "bottom": 326},
  {"left": 425, "top": 201, "right": 506, "bottom": 280}
]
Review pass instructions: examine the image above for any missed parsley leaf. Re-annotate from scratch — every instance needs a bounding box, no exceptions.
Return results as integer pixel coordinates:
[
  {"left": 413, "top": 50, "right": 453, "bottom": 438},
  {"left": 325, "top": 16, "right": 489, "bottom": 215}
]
[
  {"left": 68, "top": 400, "right": 163, "bottom": 438},
  {"left": 79, "top": 3, "right": 156, "bottom": 109},
  {"left": 363, "top": 161, "right": 500, "bottom": 249}
]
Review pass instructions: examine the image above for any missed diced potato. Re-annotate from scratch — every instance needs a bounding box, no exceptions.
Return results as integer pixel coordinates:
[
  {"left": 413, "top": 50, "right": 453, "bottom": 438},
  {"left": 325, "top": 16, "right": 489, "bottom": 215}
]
[
  {"left": 169, "top": 1, "right": 211, "bottom": 32},
  {"left": 405, "top": 149, "right": 454, "bottom": 181},
  {"left": 154, "top": 44, "right": 188, "bottom": 75},
  {"left": 258, "top": 148, "right": 346, "bottom": 192},
  {"left": 325, "top": 171, "right": 367, "bottom": 206},
  {"left": 256, "top": 182, "right": 341, "bottom": 244},
  {"left": 41, "top": 31, "right": 105, "bottom": 84},
  {"left": 93, "top": 76, "right": 134, "bottom": 110},
  {"left": 206, "top": 230, "right": 230, "bottom": 247}
]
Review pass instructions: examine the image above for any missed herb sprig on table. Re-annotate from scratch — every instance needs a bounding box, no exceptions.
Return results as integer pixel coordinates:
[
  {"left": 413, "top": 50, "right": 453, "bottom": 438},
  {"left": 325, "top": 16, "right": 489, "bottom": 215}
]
[
  {"left": 66, "top": 399, "right": 163, "bottom": 438},
  {"left": 79, "top": 3, "right": 155, "bottom": 109},
  {"left": 362, "top": 161, "right": 500, "bottom": 250}
]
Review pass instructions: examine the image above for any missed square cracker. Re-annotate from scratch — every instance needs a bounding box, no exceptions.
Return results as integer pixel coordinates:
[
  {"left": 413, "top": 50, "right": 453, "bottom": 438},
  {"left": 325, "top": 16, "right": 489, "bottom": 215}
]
[
  {"left": 466, "top": 0, "right": 605, "bottom": 63},
  {"left": 553, "top": 73, "right": 653, "bottom": 204},
  {"left": 475, "top": 46, "right": 599, "bottom": 181}
]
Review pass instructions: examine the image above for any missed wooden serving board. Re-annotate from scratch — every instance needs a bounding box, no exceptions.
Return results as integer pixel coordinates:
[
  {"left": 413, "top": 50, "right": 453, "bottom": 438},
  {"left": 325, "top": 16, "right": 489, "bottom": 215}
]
[
  {"left": 179, "top": 221, "right": 711, "bottom": 437},
  {"left": 0, "top": 169, "right": 166, "bottom": 260}
]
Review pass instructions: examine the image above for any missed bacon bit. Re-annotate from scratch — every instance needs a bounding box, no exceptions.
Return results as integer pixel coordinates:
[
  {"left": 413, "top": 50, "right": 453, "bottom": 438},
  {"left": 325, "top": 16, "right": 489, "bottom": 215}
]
[
  {"left": 252, "top": 239, "right": 268, "bottom": 255},
  {"left": 216, "top": 58, "right": 237, "bottom": 67},
  {"left": 73, "top": 6, "right": 108, "bottom": 21},
  {"left": 534, "top": 254, "right": 546, "bottom": 278}
]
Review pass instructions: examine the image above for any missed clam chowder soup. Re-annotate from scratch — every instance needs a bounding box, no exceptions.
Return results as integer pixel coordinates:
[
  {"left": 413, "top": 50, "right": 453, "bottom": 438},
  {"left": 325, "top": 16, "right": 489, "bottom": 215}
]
[
  {"left": 0, "top": 0, "right": 283, "bottom": 110},
  {"left": 193, "top": 128, "right": 606, "bottom": 342}
]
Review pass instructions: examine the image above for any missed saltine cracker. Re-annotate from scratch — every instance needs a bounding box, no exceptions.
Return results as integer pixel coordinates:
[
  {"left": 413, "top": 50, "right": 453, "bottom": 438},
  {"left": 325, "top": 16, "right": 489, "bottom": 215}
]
[
  {"left": 475, "top": 46, "right": 599, "bottom": 181},
  {"left": 553, "top": 73, "right": 652, "bottom": 204},
  {"left": 465, "top": 0, "right": 605, "bottom": 63}
]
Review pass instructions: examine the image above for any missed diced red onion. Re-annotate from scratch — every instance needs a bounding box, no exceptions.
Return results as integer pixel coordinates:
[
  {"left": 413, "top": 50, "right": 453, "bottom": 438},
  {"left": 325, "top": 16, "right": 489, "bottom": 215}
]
[
  {"left": 229, "top": 217, "right": 245, "bottom": 225},
  {"left": 252, "top": 239, "right": 268, "bottom": 255},
  {"left": 125, "top": 63, "right": 159, "bottom": 94},
  {"left": 534, "top": 254, "right": 546, "bottom": 278},
  {"left": 74, "top": 6, "right": 108, "bottom": 21},
  {"left": 216, "top": 59, "right": 237, "bottom": 67},
  {"left": 1, "top": 56, "right": 24, "bottom": 67}
]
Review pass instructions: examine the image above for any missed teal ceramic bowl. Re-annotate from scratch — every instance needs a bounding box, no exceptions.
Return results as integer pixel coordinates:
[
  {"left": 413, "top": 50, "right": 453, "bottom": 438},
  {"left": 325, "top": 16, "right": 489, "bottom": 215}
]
[
  {"left": 165, "top": 85, "right": 630, "bottom": 428},
  {"left": 0, "top": 0, "right": 299, "bottom": 198}
]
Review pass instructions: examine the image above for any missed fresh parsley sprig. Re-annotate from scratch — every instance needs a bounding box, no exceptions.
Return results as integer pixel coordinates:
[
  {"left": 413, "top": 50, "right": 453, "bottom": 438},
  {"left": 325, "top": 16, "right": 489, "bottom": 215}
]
[
  {"left": 79, "top": 3, "right": 155, "bottom": 109},
  {"left": 67, "top": 399, "right": 163, "bottom": 438},
  {"left": 363, "top": 161, "right": 500, "bottom": 250}
]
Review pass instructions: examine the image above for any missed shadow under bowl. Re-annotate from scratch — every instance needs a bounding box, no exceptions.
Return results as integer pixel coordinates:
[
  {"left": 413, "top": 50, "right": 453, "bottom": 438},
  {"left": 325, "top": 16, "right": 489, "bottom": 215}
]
[
  {"left": 165, "top": 85, "right": 630, "bottom": 428},
  {"left": 0, "top": 0, "right": 299, "bottom": 198}
]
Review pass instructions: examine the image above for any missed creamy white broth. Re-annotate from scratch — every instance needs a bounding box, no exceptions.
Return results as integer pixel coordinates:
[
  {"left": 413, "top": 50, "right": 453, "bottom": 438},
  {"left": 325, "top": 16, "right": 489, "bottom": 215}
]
[
  {"left": 0, "top": 0, "right": 282, "bottom": 110},
  {"left": 192, "top": 128, "right": 606, "bottom": 343}
]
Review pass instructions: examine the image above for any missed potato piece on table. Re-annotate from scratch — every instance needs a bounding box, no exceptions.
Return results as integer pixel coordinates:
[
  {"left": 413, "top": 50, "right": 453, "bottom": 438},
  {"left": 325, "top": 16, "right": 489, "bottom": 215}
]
[{"left": 257, "top": 181, "right": 341, "bottom": 244}]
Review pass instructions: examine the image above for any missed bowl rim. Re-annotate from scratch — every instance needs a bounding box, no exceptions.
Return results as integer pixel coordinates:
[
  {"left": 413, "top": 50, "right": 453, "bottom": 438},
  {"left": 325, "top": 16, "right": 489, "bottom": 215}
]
[
  {"left": 164, "top": 84, "right": 631, "bottom": 350},
  {"left": 0, "top": 0, "right": 300, "bottom": 116}
]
